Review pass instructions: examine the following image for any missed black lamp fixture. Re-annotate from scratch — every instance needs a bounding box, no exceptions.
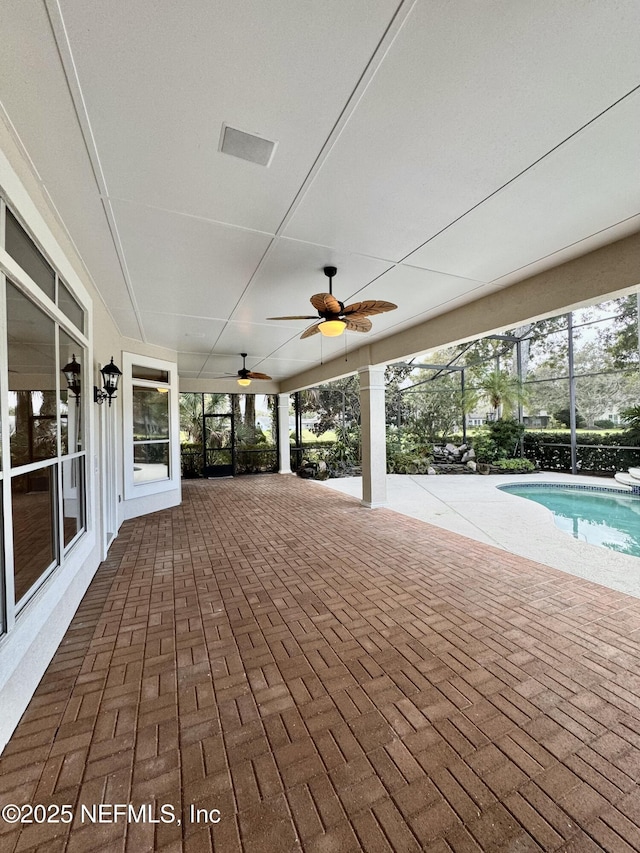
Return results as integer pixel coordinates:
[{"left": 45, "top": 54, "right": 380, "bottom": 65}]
[
  {"left": 61, "top": 354, "right": 81, "bottom": 405},
  {"left": 94, "top": 357, "right": 122, "bottom": 406}
]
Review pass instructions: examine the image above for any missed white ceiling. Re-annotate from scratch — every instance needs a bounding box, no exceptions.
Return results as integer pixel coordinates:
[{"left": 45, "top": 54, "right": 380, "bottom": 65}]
[{"left": 1, "top": 0, "right": 639, "bottom": 383}]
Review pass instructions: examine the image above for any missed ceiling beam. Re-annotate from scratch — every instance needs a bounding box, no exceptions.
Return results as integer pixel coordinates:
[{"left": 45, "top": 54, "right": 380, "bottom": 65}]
[{"left": 279, "top": 230, "right": 640, "bottom": 392}]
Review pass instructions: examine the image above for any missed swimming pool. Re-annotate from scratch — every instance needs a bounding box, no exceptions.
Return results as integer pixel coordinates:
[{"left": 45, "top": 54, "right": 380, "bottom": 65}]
[{"left": 498, "top": 484, "right": 640, "bottom": 558}]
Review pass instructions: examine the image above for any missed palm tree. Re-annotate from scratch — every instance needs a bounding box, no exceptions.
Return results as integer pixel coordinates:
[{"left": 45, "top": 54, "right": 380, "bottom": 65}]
[
  {"left": 243, "top": 394, "right": 256, "bottom": 443},
  {"left": 478, "top": 370, "right": 526, "bottom": 420},
  {"left": 179, "top": 392, "right": 226, "bottom": 443}
]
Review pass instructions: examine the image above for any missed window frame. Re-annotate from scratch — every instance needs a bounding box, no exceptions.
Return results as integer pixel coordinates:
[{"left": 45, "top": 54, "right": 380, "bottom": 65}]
[
  {"left": 122, "top": 352, "right": 179, "bottom": 500},
  {"left": 0, "top": 193, "right": 93, "bottom": 626}
]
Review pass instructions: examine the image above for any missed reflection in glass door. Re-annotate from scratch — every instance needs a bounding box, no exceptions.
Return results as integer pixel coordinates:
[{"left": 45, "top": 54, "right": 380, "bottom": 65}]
[{"left": 204, "top": 413, "right": 234, "bottom": 477}]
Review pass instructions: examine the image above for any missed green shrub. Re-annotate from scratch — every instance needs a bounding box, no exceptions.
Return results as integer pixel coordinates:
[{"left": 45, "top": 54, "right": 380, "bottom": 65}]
[
  {"left": 488, "top": 418, "right": 525, "bottom": 457},
  {"left": 621, "top": 406, "right": 640, "bottom": 443},
  {"left": 493, "top": 458, "right": 535, "bottom": 472},
  {"left": 523, "top": 430, "right": 640, "bottom": 473},
  {"left": 471, "top": 419, "right": 525, "bottom": 462},
  {"left": 470, "top": 431, "right": 498, "bottom": 463},
  {"left": 387, "top": 451, "right": 431, "bottom": 474}
]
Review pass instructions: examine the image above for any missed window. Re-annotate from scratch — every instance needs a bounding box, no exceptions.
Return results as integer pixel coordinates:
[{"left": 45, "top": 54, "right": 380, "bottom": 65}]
[
  {"left": 4, "top": 282, "right": 88, "bottom": 605},
  {"left": 132, "top": 365, "right": 169, "bottom": 383},
  {"left": 7, "top": 283, "right": 57, "bottom": 466},
  {"left": 133, "top": 387, "right": 170, "bottom": 483},
  {"left": 2, "top": 198, "right": 89, "bottom": 616},
  {"left": 11, "top": 468, "right": 56, "bottom": 603},
  {"left": 5, "top": 209, "right": 55, "bottom": 300},
  {"left": 5, "top": 206, "right": 85, "bottom": 333},
  {"left": 123, "top": 353, "right": 179, "bottom": 500},
  {"left": 58, "top": 280, "right": 85, "bottom": 334}
]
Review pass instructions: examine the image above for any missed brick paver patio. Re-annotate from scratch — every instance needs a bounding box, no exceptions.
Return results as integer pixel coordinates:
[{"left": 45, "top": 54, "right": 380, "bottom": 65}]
[{"left": 3, "top": 476, "right": 640, "bottom": 852}]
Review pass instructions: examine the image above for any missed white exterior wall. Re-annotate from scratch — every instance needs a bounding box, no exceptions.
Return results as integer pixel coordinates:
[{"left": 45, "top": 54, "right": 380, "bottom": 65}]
[{"left": 0, "top": 121, "right": 180, "bottom": 751}]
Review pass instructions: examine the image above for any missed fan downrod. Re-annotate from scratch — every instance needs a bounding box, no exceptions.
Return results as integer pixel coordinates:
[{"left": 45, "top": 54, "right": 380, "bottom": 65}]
[{"left": 323, "top": 266, "right": 337, "bottom": 295}]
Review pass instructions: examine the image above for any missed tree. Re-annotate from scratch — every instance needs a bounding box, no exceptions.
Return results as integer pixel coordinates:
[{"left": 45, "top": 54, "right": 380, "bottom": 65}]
[
  {"left": 572, "top": 340, "right": 637, "bottom": 427},
  {"left": 477, "top": 370, "right": 526, "bottom": 419},
  {"left": 620, "top": 405, "right": 640, "bottom": 443},
  {"left": 243, "top": 394, "right": 256, "bottom": 442},
  {"left": 179, "top": 392, "right": 226, "bottom": 443},
  {"left": 600, "top": 295, "right": 639, "bottom": 369},
  {"left": 401, "top": 369, "right": 465, "bottom": 440},
  {"left": 302, "top": 377, "right": 360, "bottom": 437},
  {"left": 554, "top": 407, "right": 586, "bottom": 429},
  {"left": 385, "top": 363, "right": 416, "bottom": 426}
]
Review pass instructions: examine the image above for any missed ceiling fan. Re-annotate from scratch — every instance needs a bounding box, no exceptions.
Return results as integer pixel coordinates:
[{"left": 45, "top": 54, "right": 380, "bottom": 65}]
[
  {"left": 229, "top": 353, "right": 272, "bottom": 387},
  {"left": 267, "top": 266, "right": 397, "bottom": 339}
]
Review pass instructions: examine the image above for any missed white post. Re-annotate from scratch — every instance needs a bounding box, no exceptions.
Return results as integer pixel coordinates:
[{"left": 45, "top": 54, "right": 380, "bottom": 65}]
[
  {"left": 359, "top": 366, "right": 387, "bottom": 508},
  {"left": 277, "top": 393, "right": 292, "bottom": 474}
]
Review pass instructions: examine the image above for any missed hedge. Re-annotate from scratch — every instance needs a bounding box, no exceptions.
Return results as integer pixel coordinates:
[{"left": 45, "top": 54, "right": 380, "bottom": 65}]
[{"left": 523, "top": 431, "right": 640, "bottom": 474}]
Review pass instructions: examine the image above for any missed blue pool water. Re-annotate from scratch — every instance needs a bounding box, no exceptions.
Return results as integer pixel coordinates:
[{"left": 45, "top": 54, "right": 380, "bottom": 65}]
[{"left": 498, "top": 484, "right": 640, "bottom": 558}]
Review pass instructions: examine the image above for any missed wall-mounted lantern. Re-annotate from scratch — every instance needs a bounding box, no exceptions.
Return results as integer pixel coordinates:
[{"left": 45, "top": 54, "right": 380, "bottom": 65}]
[
  {"left": 94, "top": 357, "right": 122, "bottom": 406},
  {"left": 61, "top": 354, "right": 81, "bottom": 405}
]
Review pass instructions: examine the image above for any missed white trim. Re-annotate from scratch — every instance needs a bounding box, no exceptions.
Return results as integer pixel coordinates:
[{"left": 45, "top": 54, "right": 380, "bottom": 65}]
[
  {"left": 0, "top": 137, "right": 101, "bottom": 753},
  {"left": 99, "top": 399, "right": 119, "bottom": 560},
  {"left": 122, "top": 352, "right": 181, "bottom": 502},
  {"left": 0, "top": 250, "right": 88, "bottom": 345},
  {"left": 0, "top": 264, "right": 14, "bottom": 633},
  {"left": 0, "top": 149, "right": 91, "bottom": 310}
]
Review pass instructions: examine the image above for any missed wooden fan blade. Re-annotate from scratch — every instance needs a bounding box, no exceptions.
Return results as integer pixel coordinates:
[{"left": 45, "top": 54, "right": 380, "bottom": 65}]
[
  {"left": 342, "top": 299, "right": 397, "bottom": 317},
  {"left": 267, "top": 315, "right": 318, "bottom": 320},
  {"left": 247, "top": 371, "right": 272, "bottom": 380},
  {"left": 300, "top": 322, "right": 322, "bottom": 339},
  {"left": 310, "top": 292, "right": 342, "bottom": 314},
  {"left": 344, "top": 314, "right": 372, "bottom": 333}
]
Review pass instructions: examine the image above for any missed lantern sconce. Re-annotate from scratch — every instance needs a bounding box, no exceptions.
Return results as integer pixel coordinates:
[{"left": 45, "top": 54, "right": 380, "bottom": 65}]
[
  {"left": 94, "top": 357, "right": 122, "bottom": 406},
  {"left": 62, "top": 354, "right": 82, "bottom": 405}
]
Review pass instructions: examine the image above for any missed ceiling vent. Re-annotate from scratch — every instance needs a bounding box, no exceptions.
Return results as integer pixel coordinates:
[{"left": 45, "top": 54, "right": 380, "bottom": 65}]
[{"left": 219, "top": 124, "right": 277, "bottom": 166}]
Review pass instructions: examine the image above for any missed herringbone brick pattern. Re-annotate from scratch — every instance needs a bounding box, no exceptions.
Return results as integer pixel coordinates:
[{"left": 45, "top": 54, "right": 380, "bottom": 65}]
[{"left": 3, "top": 476, "right": 640, "bottom": 851}]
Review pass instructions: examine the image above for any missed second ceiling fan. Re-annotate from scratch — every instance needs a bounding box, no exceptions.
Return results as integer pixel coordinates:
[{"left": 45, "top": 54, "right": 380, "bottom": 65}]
[
  {"left": 268, "top": 266, "right": 397, "bottom": 339},
  {"left": 226, "top": 353, "right": 272, "bottom": 387}
]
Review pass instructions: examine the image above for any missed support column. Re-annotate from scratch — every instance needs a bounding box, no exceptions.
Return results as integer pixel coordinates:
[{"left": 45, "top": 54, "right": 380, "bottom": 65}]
[
  {"left": 359, "top": 366, "right": 387, "bottom": 508},
  {"left": 567, "top": 312, "right": 578, "bottom": 475},
  {"left": 277, "top": 393, "right": 292, "bottom": 474}
]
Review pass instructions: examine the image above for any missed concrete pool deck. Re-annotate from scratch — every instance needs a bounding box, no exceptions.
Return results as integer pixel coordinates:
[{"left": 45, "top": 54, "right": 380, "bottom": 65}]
[{"left": 319, "top": 472, "right": 640, "bottom": 599}]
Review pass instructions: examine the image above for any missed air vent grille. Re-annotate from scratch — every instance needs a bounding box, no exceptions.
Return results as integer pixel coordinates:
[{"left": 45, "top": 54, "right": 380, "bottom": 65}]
[{"left": 219, "top": 125, "right": 277, "bottom": 166}]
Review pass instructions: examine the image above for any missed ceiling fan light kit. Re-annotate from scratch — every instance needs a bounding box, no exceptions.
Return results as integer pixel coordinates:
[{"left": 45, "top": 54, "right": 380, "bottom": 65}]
[
  {"left": 235, "top": 353, "right": 271, "bottom": 387},
  {"left": 319, "top": 319, "right": 347, "bottom": 337},
  {"left": 267, "top": 266, "right": 397, "bottom": 339}
]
